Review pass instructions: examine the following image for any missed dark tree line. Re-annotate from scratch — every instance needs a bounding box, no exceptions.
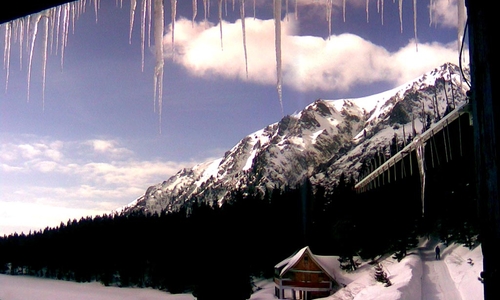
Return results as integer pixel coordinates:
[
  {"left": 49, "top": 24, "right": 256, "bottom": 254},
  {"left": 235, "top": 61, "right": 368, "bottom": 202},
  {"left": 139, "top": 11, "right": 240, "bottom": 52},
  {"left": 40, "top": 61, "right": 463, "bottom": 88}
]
[{"left": 0, "top": 184, "right": 331, "bottom": 299}]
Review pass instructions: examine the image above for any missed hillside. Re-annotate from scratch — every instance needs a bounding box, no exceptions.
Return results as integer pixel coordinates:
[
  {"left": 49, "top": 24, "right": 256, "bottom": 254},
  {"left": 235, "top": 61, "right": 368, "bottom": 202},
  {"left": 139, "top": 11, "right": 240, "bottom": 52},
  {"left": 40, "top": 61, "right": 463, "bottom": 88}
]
[{"left": 121, "top": 62, "right": 470, "bottom": 215}]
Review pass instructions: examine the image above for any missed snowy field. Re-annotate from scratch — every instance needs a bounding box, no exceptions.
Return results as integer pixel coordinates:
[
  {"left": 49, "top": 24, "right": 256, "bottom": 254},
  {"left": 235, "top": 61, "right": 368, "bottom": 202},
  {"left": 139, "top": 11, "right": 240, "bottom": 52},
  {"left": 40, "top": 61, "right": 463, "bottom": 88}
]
[{"left": 0, "top": 239, "right": 484, "bottom": 300}]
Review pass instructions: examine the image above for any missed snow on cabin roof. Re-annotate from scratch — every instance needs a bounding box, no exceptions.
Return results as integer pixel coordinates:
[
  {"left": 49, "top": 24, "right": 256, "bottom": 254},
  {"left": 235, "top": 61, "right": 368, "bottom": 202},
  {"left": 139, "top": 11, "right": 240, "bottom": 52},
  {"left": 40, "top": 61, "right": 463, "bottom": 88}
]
[{"left": 274, "top": 246, "right": 337, "bottom": 281}]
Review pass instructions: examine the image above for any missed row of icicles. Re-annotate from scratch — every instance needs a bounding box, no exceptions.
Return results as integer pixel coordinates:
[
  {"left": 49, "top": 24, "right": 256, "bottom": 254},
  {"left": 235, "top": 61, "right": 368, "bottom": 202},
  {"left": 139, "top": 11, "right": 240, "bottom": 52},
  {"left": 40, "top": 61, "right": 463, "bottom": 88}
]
[{"left": 2, "top": 0, "right": 466, "bottom": 133}]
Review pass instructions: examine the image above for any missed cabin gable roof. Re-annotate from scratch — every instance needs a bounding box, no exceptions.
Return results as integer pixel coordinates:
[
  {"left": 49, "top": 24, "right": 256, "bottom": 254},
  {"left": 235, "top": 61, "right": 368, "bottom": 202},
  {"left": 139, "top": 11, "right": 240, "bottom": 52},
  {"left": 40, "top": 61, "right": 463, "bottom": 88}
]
[{"left": 274, "top": 246, "right": 336, "bottom": 281}]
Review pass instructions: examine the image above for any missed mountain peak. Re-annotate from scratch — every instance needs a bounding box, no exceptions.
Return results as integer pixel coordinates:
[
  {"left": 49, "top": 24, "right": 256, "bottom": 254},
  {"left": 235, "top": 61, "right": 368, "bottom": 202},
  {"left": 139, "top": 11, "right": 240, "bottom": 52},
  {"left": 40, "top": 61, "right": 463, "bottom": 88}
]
[{"left": 120, "top": 63, "right": 469, "bottom": 215}]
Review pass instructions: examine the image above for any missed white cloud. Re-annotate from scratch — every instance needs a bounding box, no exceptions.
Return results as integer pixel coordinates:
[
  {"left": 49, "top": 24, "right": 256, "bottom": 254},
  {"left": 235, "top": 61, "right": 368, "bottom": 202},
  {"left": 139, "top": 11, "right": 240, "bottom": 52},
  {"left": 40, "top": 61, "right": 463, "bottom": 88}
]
[
  {"left": 77, "top": 160, "right": 191, "bottom": 186},
  {"left": 163, "top": 16, "right": 465, "bottom": 93},
  {"left": 1, "top": 139, "right": 64, "bottom": 163},
  {"left": 86, "top": 139, "right": 134, "bottom": 158},
  {"left": 18, "top": 144, "right": 43, "bottom": 159},
  {"left": 90, "top": 139, "right": 116, "bottom": 152},
  {"left": 33, "top": 160, "right": 60, "bottom": 173},
  {"left": 0, "top": 164, "right": 23, "bottom": 172},
  {"left": 0, "top": 201, "right": 105, "bottom": 234},
  {"left": 165, "top": 17, "right": 294, "bottom": 85},
  {"left": 0, "top": 136, "right": 203, "bottom": 235},
  {"left": 390, "top": 40, "right": 466, "bottom": 85},
  {"left": 429, "top": 0, "right": 464, "bottom": 28}
]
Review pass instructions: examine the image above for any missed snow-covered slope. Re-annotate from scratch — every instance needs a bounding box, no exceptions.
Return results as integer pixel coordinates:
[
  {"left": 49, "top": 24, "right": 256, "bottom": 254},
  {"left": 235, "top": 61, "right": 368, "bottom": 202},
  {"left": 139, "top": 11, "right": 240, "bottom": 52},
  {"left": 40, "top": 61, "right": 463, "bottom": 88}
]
[{"left": 120, "top": 62, "right": 469, "bottom": 215}]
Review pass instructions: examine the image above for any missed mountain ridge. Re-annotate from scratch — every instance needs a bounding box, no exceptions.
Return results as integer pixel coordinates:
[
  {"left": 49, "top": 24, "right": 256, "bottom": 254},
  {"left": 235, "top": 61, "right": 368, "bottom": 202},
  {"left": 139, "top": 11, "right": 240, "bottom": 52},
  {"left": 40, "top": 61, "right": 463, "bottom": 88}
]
[{"left": 119, "top": 62, "right": 469, "bottom": 215}]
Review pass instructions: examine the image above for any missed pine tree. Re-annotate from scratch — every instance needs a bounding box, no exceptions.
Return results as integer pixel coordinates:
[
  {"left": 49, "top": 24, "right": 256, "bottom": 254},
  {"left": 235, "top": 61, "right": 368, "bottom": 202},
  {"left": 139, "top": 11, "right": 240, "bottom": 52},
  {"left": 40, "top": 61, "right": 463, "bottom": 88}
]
[
  {"left": 374, "top": 263, "right": 392, "bottom": 287},
  {"left": 338, "top": 255, "right": 359, "bottom": 272}
]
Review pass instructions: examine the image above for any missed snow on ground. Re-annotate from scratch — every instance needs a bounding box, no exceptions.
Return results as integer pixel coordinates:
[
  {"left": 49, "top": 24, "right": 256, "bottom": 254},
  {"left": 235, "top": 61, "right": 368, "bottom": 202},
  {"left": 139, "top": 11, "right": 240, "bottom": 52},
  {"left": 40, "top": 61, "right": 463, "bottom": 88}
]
[
  {"left": 0, "top": 275, "right": 195, "bottom": 300},
  {"left": 419, "top": 239, "right": 462, "bottom": 300},
  {"left": 315, "top": 239, "right": 483, "bottom": 300},
  {"left": 0, "top": 239, "right": 484, "bottom": 300},
  {"left": 442, "top": 242, "right": 484, "bottom": 300}
]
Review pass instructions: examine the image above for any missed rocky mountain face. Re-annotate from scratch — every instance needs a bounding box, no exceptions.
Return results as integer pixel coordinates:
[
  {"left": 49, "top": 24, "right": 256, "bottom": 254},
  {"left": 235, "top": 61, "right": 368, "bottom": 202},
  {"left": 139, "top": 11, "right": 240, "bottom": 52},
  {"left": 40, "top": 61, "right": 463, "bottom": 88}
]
[{"left": 121, "top": 62, "right": 469, "bottom": 215}]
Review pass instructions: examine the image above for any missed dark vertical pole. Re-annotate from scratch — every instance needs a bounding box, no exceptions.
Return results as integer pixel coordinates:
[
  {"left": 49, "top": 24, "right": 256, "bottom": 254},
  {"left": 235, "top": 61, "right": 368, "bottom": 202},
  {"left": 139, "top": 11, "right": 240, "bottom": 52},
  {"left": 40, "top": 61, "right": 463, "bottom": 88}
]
[{"left": 465, "top": 1, "right": 500, "bottom": 299}]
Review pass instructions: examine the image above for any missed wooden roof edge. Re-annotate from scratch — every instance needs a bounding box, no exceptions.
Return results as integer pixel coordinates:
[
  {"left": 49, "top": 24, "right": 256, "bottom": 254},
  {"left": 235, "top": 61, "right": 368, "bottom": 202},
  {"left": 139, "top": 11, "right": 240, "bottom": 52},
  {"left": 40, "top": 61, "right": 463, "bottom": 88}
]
[{"left": 276, "top": 246, "right": 337, "bottom": 282}]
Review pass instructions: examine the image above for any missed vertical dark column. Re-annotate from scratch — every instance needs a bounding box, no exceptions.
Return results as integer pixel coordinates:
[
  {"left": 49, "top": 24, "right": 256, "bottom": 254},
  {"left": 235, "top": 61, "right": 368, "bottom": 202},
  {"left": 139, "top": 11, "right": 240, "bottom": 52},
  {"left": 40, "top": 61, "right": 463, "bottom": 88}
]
[{"left": 465, "top": 1, "right": 499, "bottom": 299}]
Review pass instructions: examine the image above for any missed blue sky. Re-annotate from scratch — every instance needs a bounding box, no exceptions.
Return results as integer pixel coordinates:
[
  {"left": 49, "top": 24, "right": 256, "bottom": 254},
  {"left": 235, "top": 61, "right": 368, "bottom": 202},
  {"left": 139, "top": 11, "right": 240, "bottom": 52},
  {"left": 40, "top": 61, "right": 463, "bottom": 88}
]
[{"left": 0, "top": 0, "right": 466, "bottom": 235}]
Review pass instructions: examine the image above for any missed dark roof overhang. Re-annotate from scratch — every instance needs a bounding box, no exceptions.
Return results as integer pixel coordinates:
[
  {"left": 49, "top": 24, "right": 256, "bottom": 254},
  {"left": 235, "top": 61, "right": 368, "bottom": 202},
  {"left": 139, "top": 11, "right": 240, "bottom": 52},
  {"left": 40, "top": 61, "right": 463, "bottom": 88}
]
[{"left": 1, "top": 0, "right": 77, "bottom": 24}]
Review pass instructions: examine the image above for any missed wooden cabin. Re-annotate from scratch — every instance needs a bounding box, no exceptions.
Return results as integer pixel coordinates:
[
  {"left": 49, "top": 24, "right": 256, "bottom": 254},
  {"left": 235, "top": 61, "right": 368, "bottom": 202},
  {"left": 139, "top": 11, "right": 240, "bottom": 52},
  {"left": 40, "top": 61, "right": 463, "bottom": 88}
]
[{"left": 274, "top": 246, "right": 340, "bottom": 300}]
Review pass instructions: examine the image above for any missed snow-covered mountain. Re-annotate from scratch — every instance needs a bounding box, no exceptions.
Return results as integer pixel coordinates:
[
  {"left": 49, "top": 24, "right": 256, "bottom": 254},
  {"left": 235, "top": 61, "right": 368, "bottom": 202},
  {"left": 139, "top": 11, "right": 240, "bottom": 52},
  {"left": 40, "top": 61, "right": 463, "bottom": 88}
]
[{"left": 120, "top": 62, "right": 469, "bottom": 215}]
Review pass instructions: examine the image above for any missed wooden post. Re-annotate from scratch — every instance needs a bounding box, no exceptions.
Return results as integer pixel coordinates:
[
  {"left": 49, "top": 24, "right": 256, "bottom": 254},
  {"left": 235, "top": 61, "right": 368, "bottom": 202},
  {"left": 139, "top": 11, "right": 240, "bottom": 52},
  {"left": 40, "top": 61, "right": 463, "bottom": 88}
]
[
  {"left": 458, "top": 113, "right": 463, "bottom": 156},
  {"left": 443, "top": 124, "right": 449, "bottom": 163},
  {"left": 465, "top": 1, "right": 500, "bottom": 299},
  {"left": 446, "top": 120, "right": 452, "bottom": 161}
]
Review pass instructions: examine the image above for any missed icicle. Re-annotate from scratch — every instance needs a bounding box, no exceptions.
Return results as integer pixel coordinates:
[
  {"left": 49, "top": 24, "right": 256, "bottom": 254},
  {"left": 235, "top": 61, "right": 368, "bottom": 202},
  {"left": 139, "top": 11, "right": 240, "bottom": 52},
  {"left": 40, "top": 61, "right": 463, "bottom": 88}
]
[
  {"left": 27, "top": 15, "right": 42, "bottom": 102},
  {"left": 233, "top": 0, "right": 236, "bottom": 11},
  {"left": 71, "top": 3, "right": 76, "bottom": 34},
  {"left": 25, "top": 15, "right": 32, "bottom": 55},
  {"left": 203, "top": 0, "right": 208, "bottom": 21},
  {"left": 18, "top": 19, "right": 25, "bottom": 70},
  {"left": 78, "top": 0, "right": 85, "bottom": 15},
  {"left": 398, "top": 0, "right": 403, "bottom": 33},
  {"left": 41, "top": 16, "right": 49, "bottom": 109},
  {"left": 3, "top": 22, "right": 12, "bottom": 91},
  {"left": 55, "top": 8, "right": 61, "bottom": 55},
  {"left": 240, "top": 0, "right": 248, "bottom": 78},
  {"left": 273, "top": 0, "right": 284, "bottom": 115},
  {"left": 147, "top": 0, "right": 152, "bottom": 47},
  {"left": 254, "top": 0, "right": 257, "bottom": 19},
  {"left": 416, "top": 139, "right": 426, "bottom": 216},
  {"left": 129, "top": 0, "right": 137, "bottom": 44},
  {"left": 366, "top": 0, "right": 369, "bottom": 23},
  {"left": 219, "top": 0, "right": 223, "bottom": 50},
  {"left": 140, "top": 0, "right": 147, "bottom": 71},
  {"left": 429, "top": 0, "right": 433, "bottom": 26},
  {"left": 380, "top": 0, "right": 384, "bottom": 25},
  {"left": 343, "top": 0, "right": 346, "bottom": 22},
  {"left": 286, "top": 0, "right": 289, "bottom": 21},
  {"left": 294, "top": 0, "right": 298, "bottom": 20},
  {"left": 94, "top": 0, "right": 100, "bottom": 22},
  {"left": 10, "top": 19, "right": 18, "bottom": 44},
  {"left": 171, "top": 0, "right": 177, "bottom": 56},
  {"left": 413, "top": 0, "right": 418, "bottom": 51},
  {"left": 49, "top": 8, "right": 55, "bottom": 54},
  {"left": 193, "top": 0, "right": 198, "bottom": 26},
  {"left": 153, "top": 0, "right": 165, "bottom": 133},
  {"left": 49, "top": 8, "right": 57, "bottom": 54},
  {"left": 60, "top": 5, "right": 70, "bottom": 69},
  {"left": 326, "top": 0, "right": 333, "bottom": 39}
]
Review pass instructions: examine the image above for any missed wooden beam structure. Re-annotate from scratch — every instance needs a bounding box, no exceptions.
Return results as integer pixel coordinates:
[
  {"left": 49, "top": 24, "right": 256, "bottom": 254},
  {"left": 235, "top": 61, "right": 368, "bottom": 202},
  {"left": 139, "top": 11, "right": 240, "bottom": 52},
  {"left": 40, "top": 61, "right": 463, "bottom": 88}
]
[{"left": 355, "top": 103, "right": 471, "bottom": 192}]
